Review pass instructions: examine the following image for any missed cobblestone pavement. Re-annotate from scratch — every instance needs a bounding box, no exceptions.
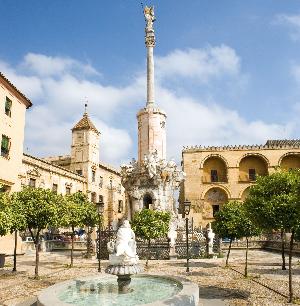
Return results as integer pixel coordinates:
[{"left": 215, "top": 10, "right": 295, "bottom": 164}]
[{"left": 0, "top": 249, "right": 299, "bottom": 305}]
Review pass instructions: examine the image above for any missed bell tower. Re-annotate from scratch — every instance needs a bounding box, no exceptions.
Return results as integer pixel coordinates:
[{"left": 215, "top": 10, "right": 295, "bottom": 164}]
[{"left": 70, "top": 105, "right": 100, "bottom": 182}]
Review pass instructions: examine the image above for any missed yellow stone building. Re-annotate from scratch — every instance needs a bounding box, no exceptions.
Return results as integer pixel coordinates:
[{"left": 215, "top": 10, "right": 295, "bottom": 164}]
[
  {"left": 0, "top": 72, "right": 125, "bottom": 236},
  {"left": 181, "top": 141, "right": 300, "bottom": 227},
  {"left": 0, "top": 73, "right": 32, "bottom": 192}
]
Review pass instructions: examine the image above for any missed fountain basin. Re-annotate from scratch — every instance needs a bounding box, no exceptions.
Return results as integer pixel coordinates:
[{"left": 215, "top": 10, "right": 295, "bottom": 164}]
[{"left": 37, "top": 274, "right": 199, "bottom": 306}]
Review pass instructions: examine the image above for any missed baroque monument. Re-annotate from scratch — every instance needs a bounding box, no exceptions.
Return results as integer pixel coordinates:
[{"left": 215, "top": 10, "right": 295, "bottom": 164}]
[{"left": 121, "top": 6, "right": 184, "bottom": 225}]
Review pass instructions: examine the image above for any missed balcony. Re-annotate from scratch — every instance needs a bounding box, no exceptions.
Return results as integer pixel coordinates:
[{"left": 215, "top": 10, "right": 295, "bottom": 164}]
[
  {"left": 201, "top": 175, "right": 228, "bottom": 184},
  {"left": 238, "top": 174, "right": 256, "bottom": 183}
]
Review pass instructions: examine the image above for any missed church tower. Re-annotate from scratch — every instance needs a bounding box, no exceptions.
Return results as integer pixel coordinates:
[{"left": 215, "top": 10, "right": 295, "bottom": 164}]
[
  {"left": 70, "top": 106, "right": 100, "bottom": 191},
  {"left": 137, "top": 6, "right": 167, "bottom": 163}
]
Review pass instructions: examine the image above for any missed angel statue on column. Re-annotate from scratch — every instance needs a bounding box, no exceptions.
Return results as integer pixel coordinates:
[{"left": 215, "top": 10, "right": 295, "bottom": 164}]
[{"left": 144, "top": 6, "right": 155, "bottom": 32}]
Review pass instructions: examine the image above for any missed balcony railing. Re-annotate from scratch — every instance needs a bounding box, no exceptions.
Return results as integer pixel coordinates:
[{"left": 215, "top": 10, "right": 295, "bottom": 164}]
[
  {"left": 201, "top": 175, "right": 228, "bottom": 183},
  {"left": 239, "top": 174, "right": 257, "bottom": 182}
]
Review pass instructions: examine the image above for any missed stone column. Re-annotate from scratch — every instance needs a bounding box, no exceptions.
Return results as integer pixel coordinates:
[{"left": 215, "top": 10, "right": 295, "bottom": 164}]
[{"left": 146, "top": 42, "right": 155, "bottom": 107}]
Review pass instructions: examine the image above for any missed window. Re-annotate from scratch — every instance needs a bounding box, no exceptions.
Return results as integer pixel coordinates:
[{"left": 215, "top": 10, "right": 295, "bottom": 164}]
[
  {"left": 29, "top": 178, "right": 36, "bottom": 188},
  {"left": 92, "top": 170, "right": 96, "bottom": 182},
  {"left": 118, "top": 184, "right": 122, "bottom": 194},
  {"left": 212, "top": 205, "right": 220, "bottom": 217},
  {"left": 66, "top": 186, "right": 71, "bottom": 195},
  {"left": 99, "top": 176, "right": 103, "bottom": 188},
  {"left": 91, "top": 192, "right": 97, "bottom": 203},
  {"left": 5, "top": 97, "right": 12, "bottom": 117},
  {"left": 76, "top": 169, "right": 82, "bottom": 176},
  {"left": 99, "top": 195, "right": 103, "bottom": 203},
  {"left": 211, "top": 170, "right": 218, "bottom": 182},
  {"left": 1, "top": 135, "right": 10, "bottom": 158},
  {"left": 52, "top": 184, "right": 58, "bottom": 194},
  {"left": 118, "top": 200, "right": 123, "bottom": 213},
  {"left": 249, "top": 168, "right": 256, "bottom": 181},
  {"left": 0, "top": 184, "right": 10, "bottom": 193}
]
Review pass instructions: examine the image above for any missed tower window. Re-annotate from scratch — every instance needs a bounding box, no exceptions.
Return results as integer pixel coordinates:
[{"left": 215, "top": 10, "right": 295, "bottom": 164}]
[
  {"left": 66, "top": 186, "right": 71, "bottom": 195},
  {"left": 211, "top": 170, "right": 218, "bottom": 182},
  {"left": 52, "top": 184, "right": 58, "bottom": 194},
  {"left": 99, "top": 176, "right": 103, "bottom": 188},
  {"left": 76, "top": 169, "right": 82, "bottom": 176},
  {"left": 118, "top": 200, "right": 123, "bottom": 213},
  {"left": 249, "top": 168, "right": 256, "bottom": 181},
  {"left": 29, "top": 178, "right": 36, "bottom": 188},
  {"left": 5, "top": 97, "right": 12, "bottom": 117},
  {"left": 92, "top": 170, "right": 96, "bottom": 182},
  {"left": 91, "top": 192, "right": 97, "bottom": 203},
  {"left": 1, "top": 135, "right": 10, "bottom": 158},
  {"left": 99, "top": 195, "right": 103, "bottom": 203}
]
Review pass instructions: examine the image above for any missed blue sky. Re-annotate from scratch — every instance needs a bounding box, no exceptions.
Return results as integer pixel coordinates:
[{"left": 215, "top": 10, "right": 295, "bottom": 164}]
[{"left": 1, "top": 1, "right": 300, "bottom": 166}]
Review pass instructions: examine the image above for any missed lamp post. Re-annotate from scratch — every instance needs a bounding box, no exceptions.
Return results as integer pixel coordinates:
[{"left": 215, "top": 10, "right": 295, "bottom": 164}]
[
  {"left": 96, "top": 200, "right": 104, "bottom": 272},
  {"left": 184, "top": 199, "right": 191, "bottom": 273}
]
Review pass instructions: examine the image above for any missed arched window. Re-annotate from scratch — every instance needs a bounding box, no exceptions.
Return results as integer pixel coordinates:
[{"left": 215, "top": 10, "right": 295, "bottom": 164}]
[{"left": 143, "top": 193, "right": 153, "bottom": 209}]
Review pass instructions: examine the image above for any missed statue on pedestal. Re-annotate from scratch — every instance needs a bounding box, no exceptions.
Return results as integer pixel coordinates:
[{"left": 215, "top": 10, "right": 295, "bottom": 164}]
[{"left": 144, "top": 6, "right": 155, "bottom": 32}]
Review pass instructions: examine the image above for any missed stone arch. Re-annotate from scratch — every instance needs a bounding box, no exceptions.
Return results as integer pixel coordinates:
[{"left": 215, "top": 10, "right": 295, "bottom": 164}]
[
  {"left": 202, "top": 186, "right": 229, "bottom": 219},
  {"left": 201, "top": 185, "right": 231, "bottom": 200},
  {"left": 201, "top": 154, "right": 228, "bottom": 183},
  {"left": 200, "top": 154, "right": 229, "bottom": 168},
  {"left": 278, "top": 152, "right": 300, "bottom": 170},
  {"left": 143, "top": 193, "right": 153, "bottom": 209},
  {"left": 238, "top": 153, "right": 269, "bottom": 182},
  {"left": 240, "top": 186, "right": 251, "bottom": 201}
]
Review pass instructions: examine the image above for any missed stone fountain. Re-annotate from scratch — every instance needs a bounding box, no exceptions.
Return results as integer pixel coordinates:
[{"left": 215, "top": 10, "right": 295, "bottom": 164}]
[{"left": 105, "top": 220, "right": 143, "bottom": 293}]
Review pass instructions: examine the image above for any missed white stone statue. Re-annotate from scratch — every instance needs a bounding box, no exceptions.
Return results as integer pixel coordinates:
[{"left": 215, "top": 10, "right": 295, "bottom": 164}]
[
  {"left": 107, "top": 220, "right": 139, "bottom": 265},
  {"left": 144, "top": 152, "right": 158, "bottom": 178},
  {"left": 144, "top": 6, "right": 155, "bottom": 32},
  {"left": 207, "top": 223, "right": 215, "bottom": 255}
]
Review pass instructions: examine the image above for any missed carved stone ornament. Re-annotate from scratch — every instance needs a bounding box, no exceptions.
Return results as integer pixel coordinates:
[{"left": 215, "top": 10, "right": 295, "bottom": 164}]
[{"left": 27, "top": 168, "right": 41, "bottom": 178}]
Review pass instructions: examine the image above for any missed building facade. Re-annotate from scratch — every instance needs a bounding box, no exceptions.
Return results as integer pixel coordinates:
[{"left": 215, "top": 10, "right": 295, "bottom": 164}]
[
  {"left": 181, "top": 140, "right": 300, "bottom": 227},
  {"left": 0, "top": 73, "right": 32, "bottom": 192},
  {"left": 21, "top": 110, "right": 126, "bottom": 227}
]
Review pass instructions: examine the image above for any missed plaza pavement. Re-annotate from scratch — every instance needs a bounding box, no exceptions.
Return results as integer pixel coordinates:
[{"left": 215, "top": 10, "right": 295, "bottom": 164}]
[{"left": 0, "top": 249, "right": 299, "bottom": 306}]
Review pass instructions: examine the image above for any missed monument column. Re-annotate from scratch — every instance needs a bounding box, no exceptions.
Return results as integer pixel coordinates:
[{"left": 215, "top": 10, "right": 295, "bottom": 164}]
[{"left": 137, "top": 6, "right": 167, "bottom": 163}]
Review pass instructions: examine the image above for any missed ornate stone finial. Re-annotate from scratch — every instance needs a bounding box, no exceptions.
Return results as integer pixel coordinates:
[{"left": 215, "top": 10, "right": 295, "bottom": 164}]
[
  {"left": 84, "top": 96, "right": 88, "bottom": 115},
  {"left": 144, "top": 5, "right": 156, "bottom": 47}
]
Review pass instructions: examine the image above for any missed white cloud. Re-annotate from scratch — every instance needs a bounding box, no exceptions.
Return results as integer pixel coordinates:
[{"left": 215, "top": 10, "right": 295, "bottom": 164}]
[
  {"left": 0, "top": 46, "right": 295, "bottom": 166},
  {"left": 156, "top": 45, "right": 240, "bottom": 82},
  {"left": 21, "top": 53, "right": 100, "bottom": 77},
  {"left": 275, "top": 14, "right": 300, "bottom": 41}
]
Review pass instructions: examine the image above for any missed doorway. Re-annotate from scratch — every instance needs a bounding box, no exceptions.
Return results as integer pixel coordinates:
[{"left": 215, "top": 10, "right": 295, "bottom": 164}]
[{"left": 143, "top": 194, "right": 153, "bottom": 209}]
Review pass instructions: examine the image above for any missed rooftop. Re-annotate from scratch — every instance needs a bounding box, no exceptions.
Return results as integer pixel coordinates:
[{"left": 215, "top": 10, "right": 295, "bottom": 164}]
[
  {"left": 182, "top": 139, "right": 300, "bottom": 153},
  {"left": 0, "top": 72, "right": 32, "bottom": 108},
  {"left": 72, "top": 112, "right": 100, "bottom": 135}
]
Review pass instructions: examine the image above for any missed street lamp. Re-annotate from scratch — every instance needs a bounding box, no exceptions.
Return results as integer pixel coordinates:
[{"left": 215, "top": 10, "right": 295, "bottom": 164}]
[
  {"left": 96, "top": 200, "right": 105, "bottom": 272},
  {"left": 184, "top": 199, "right": 191, "bottom": 273}
]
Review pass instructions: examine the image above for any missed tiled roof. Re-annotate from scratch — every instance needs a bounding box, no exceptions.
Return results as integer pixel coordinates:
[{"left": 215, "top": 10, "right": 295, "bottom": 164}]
[
  {"left": 265, "top": 139, "right": 300, "bottom": 147},
  {"left": 0, "top": 72, "right": 32, "bottom": 108},
  {"left": 72, "top": 113, "right": 100, "bottom": 135},
  {"left": 183, "top": 139, "right": 300, "bottom": 152}
]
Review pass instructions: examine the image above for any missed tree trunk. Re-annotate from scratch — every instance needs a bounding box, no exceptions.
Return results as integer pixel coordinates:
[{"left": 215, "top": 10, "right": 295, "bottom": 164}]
[
  {"left": 86, "top": 227, "right": 92, "bottom": 258},
  {"left": 71, "top": 225, "right": 74, "bottom": 267},
  {"left": 226, "top": 238, "right": 232, "bottom": 267},
  {"left": 34, "top": 232, "right": 40, "bottom": 279},
  {"left": 12, "top": 230, "right": 17, "bottom": 272},
  {"left": 146, "top": 239, "right": 151, "bottom": 267},
  {"left": 288, "top": 230, "right": 295, "bottom": 303},
  {"left": 244, "top": 238, "right": 249, "bottom": 277},
  {"left": 280, "top": 229, "right": 286, "bottom": 270}
]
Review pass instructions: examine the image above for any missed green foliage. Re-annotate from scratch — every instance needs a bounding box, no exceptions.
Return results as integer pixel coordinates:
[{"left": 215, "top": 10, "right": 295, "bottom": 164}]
[
  {"left": 213, "top": 201, "right": 244, "bottom": 240},
  {"left": 14, "top": 186, "right": 62, "bottom": 235},
  {"left": 131, "top": 209, "right": 171, "bottom": 241},
  {"left": 62, "top": 192, "right": 93, "bottom": 228},
  {"left": 0, "top": 192, "right": 12, "bottom": 236},
  {"left": 245, "top": 170, "right": 300, "bottom": 232}
]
